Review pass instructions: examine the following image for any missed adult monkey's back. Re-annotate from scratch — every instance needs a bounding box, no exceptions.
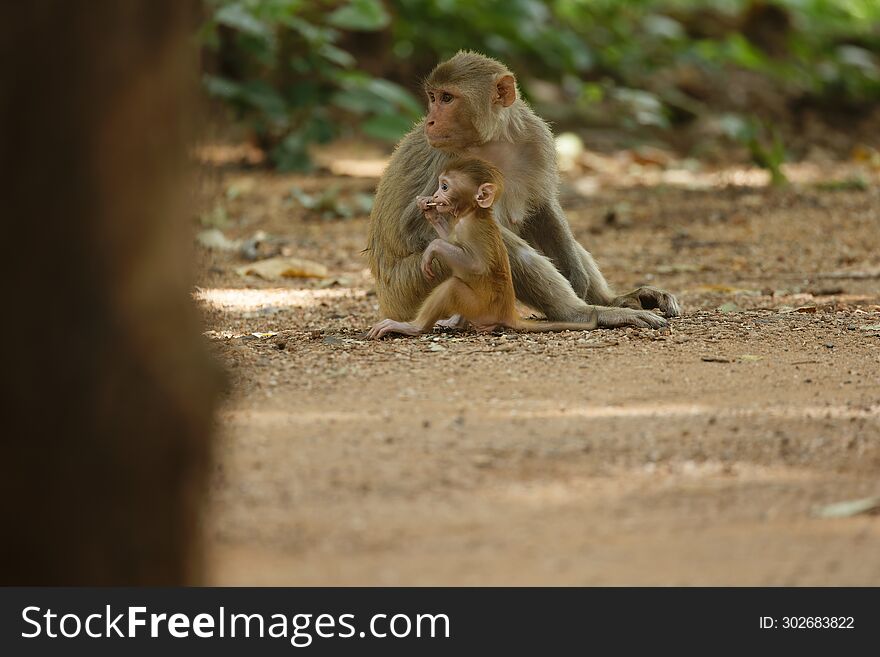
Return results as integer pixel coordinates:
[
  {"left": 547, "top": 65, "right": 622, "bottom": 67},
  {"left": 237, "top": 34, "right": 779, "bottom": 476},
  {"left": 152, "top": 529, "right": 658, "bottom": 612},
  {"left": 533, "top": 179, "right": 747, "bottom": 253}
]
[{"left": 368, "top": 51, "right": 680, "bottom": 328}]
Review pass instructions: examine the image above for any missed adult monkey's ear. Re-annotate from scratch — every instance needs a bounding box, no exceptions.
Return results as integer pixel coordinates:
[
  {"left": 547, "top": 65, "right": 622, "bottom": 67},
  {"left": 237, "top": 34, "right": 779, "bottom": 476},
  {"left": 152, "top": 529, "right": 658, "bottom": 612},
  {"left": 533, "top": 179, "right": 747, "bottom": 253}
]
[
  {"left": 475, "top": 183, "right": 497, "bottom": 208},
  {"left": 494, "top": 74, "right": 516, "bottom": 107}
]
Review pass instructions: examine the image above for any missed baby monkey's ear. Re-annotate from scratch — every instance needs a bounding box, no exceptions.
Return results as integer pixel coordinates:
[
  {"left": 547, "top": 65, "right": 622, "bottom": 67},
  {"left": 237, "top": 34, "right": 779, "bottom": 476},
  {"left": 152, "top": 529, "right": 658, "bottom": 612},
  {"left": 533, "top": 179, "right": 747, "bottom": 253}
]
[{"left": 474, "top": 182, "right": 496, "bottom": 209}]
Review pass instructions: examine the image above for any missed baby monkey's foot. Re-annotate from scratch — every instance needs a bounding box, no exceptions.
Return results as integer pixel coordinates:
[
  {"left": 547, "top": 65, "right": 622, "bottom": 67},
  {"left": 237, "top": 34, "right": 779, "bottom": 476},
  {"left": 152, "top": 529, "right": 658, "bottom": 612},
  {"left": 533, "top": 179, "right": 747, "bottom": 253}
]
[
  {"left": 434, "top": 314, "right": 468, "bottom": 331},
  {"left": 368, "top": 319, "right": 421, "bottom": 339}
]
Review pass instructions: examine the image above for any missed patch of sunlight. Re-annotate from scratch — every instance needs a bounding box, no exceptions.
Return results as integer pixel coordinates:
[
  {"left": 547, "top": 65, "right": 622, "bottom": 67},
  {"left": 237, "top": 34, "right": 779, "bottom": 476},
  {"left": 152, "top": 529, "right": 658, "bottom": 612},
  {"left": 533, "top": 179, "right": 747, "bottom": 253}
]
[
  {"left": 194, "top": 287, "right": 363, "bottom": 311},
  {"left": 220, "top": 409, "right": 374, "bottom": 424},
  {"left": 501, "top": 481, "right": 589, "bottom": 507},
  {"left": 220, "top": 403, "right": 879, "bottom": 431},
  {"left": 492, "top": 402, "right": 880, "bottom": 421},
  {"left": 310, "top": 139, "right": 390, "bottom": 178},
  {"left": 193, "top": 143, "right": 265, "bottom": 166},
  {"left": 572, "top": 161, "right": 876, "bottom": 193},
  {"left": 499, "top": 461, "right": 824, "bottom": 508},
  {"left": 324, "top": 158, "right": 388, "bottom": 178}
]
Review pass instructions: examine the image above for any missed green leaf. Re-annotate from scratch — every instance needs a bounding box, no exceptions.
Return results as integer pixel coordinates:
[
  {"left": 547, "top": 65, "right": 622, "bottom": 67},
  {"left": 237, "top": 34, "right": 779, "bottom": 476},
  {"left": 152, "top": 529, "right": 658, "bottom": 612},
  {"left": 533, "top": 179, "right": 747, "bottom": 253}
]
[
  {"left": 724, "top": 34, "right": 767, "bottom": 70},
  {"left": 286, "top": 16, "right": 336, "bottom": 44},
  {"left": 327, "top": 0, "right": 390, "bottom": 32},
  {"left": 318, "top": 43, "right": 356, "bottom": 68},
  {"left": 272, "top": 134, "right": 312, "bottom": 172},
  {"left": 215, "top": 3, "right": 271, "bottom": 39},
  {"left": 286, "top": 81, "right": 321, "bottom": 109},
  {"left": 717, "top": 113, "right": 751, "bottom": 141},
  {"left": 331, "top": 77, "right": 422, "bottom": 118},
  {"left": 837, "top": 45, "right": 878, "bottom": 73},
  {"left": 642, "top": 14, "right": 685, "bottom": 41},
  {"left": 354, "top": 193, "right": 374, "bottom": 213},
  {"left": 290, "top": 187, "right": 317, "bottom": 209},
  {"left": 259, "top": 0, "right": 304, "bottom": 21},
  {"left": 365, "top": 79, "right": 423, "bottom": 117},
  {"left": 814, "top": 177, "right": 868, "bottom": 191},
  {"left": 612, "top": 88, "right": 668, "bottom": 128},
  {"left": 361, "top": 114, "right": 416, "bottom": 142},
  {"left": 197, "top": 20, "right": 220, "bottom": 49},
  {"left": 239, "top": 80, "right": 288, "bottom": 123},
  {"left": 302, "top": 115, "right": 336, "bottom": 144},
  {"left": 331, "top": 88, "right": 389, "bottom": 115},
  {"left": 203, "top": 75, "right": 242, "bottom": 100}
]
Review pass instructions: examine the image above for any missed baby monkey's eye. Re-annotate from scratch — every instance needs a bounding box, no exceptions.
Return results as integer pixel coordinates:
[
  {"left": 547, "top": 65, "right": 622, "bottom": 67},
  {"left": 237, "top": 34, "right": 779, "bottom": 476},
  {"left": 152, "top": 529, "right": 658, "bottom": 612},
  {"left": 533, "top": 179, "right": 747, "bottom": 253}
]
[
  {"left": 441, "top": 92, "right": 453, "bottom": 103},
  {"left": 441, "top": 183, "right": 448, "bottom": 191}
]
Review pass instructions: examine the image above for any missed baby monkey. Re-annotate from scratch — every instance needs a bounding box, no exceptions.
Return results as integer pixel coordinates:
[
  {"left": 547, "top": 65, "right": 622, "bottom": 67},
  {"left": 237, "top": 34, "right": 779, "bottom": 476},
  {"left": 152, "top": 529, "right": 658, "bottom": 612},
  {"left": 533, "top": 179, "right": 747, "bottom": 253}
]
[{"left": 368, "top": 158, "right": 598, "bottom": 339}]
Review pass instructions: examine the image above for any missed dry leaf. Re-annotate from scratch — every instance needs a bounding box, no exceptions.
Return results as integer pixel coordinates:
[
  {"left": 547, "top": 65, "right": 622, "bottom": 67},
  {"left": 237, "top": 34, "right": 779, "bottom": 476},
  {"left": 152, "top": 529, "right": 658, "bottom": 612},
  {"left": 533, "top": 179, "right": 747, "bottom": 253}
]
[
  {"left": 813, "top": 496, "right": 880, "bottom": 519},
  {"left": 236, "top": 256, "right": 328, "bottom": 279},
  {"left": 196, "top": 228, "right": 238, "bottom": 251},
  {"left": 630, "top": 146, "right": 673, "bottom": 167}
]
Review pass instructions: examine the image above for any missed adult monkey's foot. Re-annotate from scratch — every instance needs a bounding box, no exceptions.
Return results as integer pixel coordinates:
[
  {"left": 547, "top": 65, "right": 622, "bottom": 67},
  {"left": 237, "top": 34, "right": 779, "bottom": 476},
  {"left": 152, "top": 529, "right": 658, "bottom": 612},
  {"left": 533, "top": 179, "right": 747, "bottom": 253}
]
[
  {"left": 563, "top": 306, "right": 666, "bottom": 329},
  {"left": 612, "top": 286, "right": 681, "bottom": 317},
  {"left": 596, "top": 307, "right": 667, "bottom": 329}
]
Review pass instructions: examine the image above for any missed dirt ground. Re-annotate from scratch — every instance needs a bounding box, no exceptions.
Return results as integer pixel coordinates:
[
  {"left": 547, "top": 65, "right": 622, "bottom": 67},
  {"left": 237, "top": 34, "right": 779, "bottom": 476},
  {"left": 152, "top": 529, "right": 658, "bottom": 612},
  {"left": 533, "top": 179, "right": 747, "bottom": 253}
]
[{"left": 194, "top": 143, "right": 880, "bottom": 585}]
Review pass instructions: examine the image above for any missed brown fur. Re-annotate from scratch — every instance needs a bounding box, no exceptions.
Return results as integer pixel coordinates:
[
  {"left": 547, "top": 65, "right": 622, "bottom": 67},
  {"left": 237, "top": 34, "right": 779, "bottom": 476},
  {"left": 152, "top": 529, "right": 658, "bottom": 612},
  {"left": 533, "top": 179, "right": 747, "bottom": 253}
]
[
  {"left": 367, "top": 51, "right": 680, "bottom": 329},
  {"left": 368, "top": 158, "right": 597, "bottom": 338}
]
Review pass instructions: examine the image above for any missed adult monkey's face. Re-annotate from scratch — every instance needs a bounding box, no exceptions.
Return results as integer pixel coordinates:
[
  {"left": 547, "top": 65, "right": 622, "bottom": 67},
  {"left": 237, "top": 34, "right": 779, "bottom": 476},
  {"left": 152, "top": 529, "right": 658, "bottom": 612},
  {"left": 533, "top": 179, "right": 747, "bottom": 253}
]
[
  {"left": 423, "top": 85, "right": 481, "bottom": 151},
  {"left": 423, "top": 52, "right": 519, "bottom": 151}
]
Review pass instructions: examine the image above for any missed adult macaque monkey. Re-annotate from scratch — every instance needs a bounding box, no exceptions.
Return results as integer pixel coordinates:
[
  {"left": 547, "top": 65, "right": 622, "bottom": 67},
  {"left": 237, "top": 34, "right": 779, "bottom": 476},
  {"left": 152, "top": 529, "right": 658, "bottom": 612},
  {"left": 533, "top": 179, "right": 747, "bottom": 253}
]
[
  {"left": 368, "top": 158, "right": 598, "bottom": 339},
  {"left": 367, "top": 51, "right": 680, "bottom": 328}
]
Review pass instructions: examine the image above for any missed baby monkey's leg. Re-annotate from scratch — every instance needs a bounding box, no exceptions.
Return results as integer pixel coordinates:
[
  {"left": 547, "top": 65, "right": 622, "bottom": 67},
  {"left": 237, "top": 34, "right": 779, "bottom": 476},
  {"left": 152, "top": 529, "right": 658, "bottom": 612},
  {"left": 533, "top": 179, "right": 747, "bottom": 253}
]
[
  {"left": 368, "top": 279, "right": 481, "bottom": 339},
  {"left": 413, "top": 279, "right": 483, "bottom": 331}
]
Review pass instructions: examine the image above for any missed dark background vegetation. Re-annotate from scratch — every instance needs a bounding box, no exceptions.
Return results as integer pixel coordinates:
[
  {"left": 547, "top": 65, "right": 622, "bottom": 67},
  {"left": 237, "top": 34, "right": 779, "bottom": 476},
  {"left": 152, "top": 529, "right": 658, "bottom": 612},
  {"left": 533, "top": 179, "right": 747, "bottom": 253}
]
[{"left": 201, "top": 0, "right": 880, "bottom": 172}]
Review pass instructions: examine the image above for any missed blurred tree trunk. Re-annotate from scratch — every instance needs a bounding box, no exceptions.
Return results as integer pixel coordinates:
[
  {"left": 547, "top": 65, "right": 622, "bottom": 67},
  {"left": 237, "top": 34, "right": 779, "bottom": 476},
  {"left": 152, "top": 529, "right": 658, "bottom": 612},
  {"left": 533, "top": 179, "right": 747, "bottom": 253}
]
[{"left": 0, "top": 1, "right": 220, "bottom": 584}]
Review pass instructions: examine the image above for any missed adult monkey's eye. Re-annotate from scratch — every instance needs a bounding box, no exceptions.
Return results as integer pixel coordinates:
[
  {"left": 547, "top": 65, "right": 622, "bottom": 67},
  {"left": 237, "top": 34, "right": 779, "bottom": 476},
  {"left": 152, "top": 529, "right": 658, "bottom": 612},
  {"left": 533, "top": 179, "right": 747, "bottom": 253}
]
[
  {"left": 441, "top": 92, "right": 453, "bottom": 103},
  {"left": 428, "top": 92, "right": 435, "bottom": 102}
]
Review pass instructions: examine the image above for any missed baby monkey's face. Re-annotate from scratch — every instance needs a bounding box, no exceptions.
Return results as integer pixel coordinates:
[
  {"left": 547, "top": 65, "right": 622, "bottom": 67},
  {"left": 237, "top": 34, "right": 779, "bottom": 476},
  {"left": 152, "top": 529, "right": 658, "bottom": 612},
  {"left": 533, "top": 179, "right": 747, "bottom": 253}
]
[
  {"left": 417, "top": 170, "right": 496, "bottom": 218},
  {"left": 429, "top": 171, "right": 470, "bottom": 214}
]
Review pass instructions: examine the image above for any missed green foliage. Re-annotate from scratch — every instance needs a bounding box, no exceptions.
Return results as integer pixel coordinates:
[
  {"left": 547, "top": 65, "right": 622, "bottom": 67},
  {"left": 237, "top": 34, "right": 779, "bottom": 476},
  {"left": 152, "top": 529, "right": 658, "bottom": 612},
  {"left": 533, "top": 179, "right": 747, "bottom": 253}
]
[
  {"left": 202, "top": 0, "right": 880, "bottom": 170},
  {"left": 202, "top": 0, "right": 420, "bottom": 170},
  {"left": 327, "top": 0, "right": 390, "bottom": 30},
  {"left": 720, "top": 115, "right": 789, "bottom": 185},
  {"left": 289, "top": 185, "right": 374, "bottom": 219}
]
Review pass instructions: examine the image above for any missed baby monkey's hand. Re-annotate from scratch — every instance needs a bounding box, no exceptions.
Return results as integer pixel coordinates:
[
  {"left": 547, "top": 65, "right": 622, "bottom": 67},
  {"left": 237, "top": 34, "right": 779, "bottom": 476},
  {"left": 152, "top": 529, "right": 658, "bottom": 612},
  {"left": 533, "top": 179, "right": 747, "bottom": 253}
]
[
  {"left": 417, "top": 195, "right": 450, "bottom": 239},
  {"left": 417, "top": 196, "right": 438, "bottom": 215}
]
